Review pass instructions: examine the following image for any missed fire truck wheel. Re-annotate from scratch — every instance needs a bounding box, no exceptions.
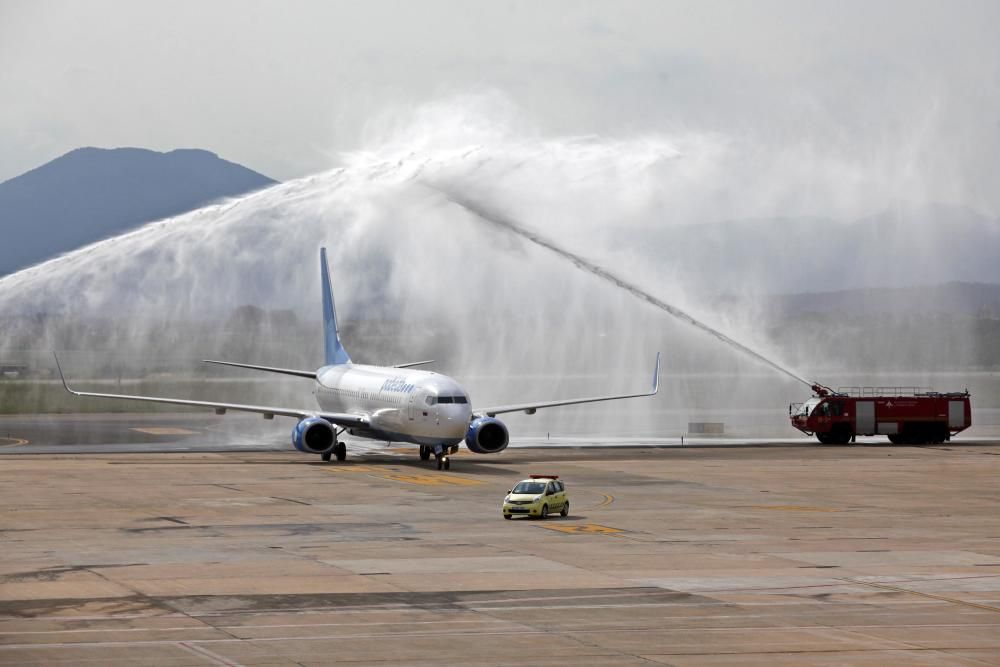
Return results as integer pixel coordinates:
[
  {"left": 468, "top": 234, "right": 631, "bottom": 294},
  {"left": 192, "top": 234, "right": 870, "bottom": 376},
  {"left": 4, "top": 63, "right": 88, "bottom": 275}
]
[
  {"left": 818, "top": 426, "right": 852, "bottom": 445},
  {"left": 831, "top": 426, "right": 853, "bottom": 445}
]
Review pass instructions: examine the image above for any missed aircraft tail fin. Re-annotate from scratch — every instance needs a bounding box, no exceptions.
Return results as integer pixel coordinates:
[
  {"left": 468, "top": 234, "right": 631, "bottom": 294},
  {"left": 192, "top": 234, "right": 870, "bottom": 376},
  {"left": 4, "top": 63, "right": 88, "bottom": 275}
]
[{"left": 320, "top": 247, "right": 351, "bottom": 366}]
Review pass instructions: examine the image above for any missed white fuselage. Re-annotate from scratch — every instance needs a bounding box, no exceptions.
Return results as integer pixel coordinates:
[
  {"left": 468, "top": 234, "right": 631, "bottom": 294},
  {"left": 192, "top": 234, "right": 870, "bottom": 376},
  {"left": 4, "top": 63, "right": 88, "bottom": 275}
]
[{"left": 313, "top": 364, "right": 473, "bottom": 446}]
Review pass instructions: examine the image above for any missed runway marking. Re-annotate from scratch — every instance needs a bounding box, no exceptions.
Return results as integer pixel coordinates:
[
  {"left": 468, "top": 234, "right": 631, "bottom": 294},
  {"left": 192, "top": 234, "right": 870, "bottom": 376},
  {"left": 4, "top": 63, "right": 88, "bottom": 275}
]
[
  {"left": 178, "top": 641, "right": 244, "bottom": 667},
  {"left": 323, "top": 466, "right": 483, "bottom": 486},
  {"left": 381, "top": 473, "right": 483, "bottom": 486},
  {"left": 750, "top": 505, "right": 840, "bottom": 512},
  {"left": 0, "top": 437, "right": 29, "bottom": 447},
  {"left": 584, "top": 493, "right": 615, "bottom": 510},
  {"left": 323, "top": 464, "right": 382, "bottom": 473},
  {"left": 842, "top": 577, "right": 1000, "bottom": 615},
  {"left": 130, "top": 427, "right": 198, "bottom": 435},
  {"left": 539, "top": 523, "right": 624, "bottom": 535}
]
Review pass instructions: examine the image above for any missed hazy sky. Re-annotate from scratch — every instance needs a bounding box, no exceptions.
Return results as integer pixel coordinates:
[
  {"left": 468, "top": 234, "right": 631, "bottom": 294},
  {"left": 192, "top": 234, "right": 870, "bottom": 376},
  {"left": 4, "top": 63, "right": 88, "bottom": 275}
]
[{"left": 2, "top": 0, "right": 999, "bottom": 215}]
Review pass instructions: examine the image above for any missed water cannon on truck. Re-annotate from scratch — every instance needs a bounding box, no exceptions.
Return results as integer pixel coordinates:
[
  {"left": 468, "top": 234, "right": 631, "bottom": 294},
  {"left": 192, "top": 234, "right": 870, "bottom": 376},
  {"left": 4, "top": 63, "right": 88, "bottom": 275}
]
[{"left": 790, "top": 385, "right": 971, "bottom": 445}]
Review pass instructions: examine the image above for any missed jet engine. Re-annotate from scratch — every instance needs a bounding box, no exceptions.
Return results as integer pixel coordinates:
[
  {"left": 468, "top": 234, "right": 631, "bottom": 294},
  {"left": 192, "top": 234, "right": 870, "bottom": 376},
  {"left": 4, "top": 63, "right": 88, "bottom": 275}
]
[
  {"left": 292, "top": 416, "right": 335, "bottom": 454},
  {"left": 465, "top": 416, "right": 509, "bottom": 454}
]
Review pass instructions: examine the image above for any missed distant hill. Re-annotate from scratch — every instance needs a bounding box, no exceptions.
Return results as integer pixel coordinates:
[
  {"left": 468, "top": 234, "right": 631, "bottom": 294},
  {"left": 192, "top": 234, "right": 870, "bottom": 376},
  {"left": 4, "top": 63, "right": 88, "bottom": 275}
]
[
  {"left": 753, "top": 282, "right": 1000, "bottom": 372},
  {"left": 0, "top": 147, "right": 277, "bottom": 276},
  {"left": 763, "top": 282, "right": 1000, "bottom": 318},
  {"left": 618, "top": 203, "right": 1000, "bottom": 293}
]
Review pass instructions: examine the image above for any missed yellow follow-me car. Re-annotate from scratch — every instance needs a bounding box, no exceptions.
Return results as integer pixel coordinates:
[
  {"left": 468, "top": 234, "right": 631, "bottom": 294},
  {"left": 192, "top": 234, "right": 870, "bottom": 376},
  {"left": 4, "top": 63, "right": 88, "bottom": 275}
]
[{"left": 502, "top": 475, "right": 569, "bottom": 520}]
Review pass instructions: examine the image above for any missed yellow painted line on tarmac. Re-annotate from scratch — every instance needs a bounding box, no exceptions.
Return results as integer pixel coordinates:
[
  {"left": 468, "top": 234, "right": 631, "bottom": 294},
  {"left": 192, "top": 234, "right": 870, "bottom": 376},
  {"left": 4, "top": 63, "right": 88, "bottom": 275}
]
[
  {"left": 323, "top": 466, "right": 483, "bottom": 486},
  {"left": 750, "top": 505, "right": 840, "bottom": 512},
  {"left": 585, "top": 493, "right": 615, "bottom": 511},
  {"left": 381, "top": 473, "right": 483, "bottom": 487},
  {"left": 130, "top": 427, "right": 198, "bottom": 436},
  {"left": 539, "top": 523, "right": 625, "bottom": 535},
  {"left": 0, "top": 437, "right": 30, "bottom": 447},
  {"left": 323, "top": 464, "right": 382, "bottom": 474}
]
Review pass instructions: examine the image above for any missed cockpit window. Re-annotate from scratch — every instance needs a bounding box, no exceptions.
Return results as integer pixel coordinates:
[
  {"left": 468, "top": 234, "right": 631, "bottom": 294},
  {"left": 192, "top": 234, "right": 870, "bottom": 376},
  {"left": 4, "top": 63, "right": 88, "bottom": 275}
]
[
  {"left": 425, "top": 396, "right": 436, "bottom": 405},
  {"left": 431, "top": 395, "right": 468, "bottom": 405}
]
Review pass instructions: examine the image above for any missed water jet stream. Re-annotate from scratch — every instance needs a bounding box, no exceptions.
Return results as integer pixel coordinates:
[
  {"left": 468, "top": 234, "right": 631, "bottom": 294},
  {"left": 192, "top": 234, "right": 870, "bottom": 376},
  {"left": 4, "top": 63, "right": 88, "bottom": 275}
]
[{"left": 437, "top": 189, "right": 813, "bottom": 388}]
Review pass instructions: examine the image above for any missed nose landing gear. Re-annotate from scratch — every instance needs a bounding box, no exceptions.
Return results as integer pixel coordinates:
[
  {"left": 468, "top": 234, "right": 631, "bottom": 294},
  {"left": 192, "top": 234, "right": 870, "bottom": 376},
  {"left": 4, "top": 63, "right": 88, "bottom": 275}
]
[{"left": 431, "top": 444, "right": 451, "bottom": 471}]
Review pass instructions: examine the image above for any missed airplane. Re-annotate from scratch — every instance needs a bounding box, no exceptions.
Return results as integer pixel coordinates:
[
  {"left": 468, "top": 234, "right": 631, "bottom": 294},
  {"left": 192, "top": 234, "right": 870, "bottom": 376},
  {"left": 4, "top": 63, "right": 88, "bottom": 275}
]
[{"left": 56, "top": 247, "right": 659, "bottom": 470}]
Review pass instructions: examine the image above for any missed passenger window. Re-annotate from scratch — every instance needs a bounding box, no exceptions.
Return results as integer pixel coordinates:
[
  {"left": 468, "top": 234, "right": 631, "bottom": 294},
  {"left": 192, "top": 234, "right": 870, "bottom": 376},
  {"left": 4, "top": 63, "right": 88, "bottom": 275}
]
[
  {"left": 831, "top": 402, "right": 843, "bottom": 417},
  {"left": 820, "top": 403, "right": 831, "bottom": 417},
  {"left": 555, "top": 481, "right": 564, "bottom": 492}
]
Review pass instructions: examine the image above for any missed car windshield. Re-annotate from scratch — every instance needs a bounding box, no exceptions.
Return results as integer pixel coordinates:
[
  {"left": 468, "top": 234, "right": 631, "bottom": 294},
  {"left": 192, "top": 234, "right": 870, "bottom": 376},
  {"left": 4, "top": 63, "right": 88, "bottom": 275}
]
[{"left": 512, "top": 482, "right": 546, "bottom": 494}]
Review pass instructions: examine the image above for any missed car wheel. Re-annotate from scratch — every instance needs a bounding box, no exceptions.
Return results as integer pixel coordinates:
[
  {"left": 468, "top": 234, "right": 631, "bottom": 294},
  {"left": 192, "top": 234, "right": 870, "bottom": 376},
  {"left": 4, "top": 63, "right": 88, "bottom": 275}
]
[
  {"left": 560, "top": 501, "right": 569, "bottom": 517},
  {"left": 503, "top": 514, "right": 512, "bottom": 520},
  {"left": 540, "top": 504, "right": 549, "bottom": 519}
]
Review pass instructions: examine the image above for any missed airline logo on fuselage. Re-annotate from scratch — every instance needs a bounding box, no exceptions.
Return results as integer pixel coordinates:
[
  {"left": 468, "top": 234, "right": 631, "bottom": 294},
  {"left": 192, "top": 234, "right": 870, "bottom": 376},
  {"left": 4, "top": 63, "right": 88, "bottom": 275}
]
[{"left": 381, "top": 377, "right": 416, "bottom": 394}]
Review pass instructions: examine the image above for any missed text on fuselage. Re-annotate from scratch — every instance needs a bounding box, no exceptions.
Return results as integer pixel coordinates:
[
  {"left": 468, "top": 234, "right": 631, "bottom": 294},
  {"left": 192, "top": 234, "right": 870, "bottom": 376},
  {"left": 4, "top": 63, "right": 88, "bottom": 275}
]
[{"left": 381, "top": 377, "right": 416, "bottom": 394}]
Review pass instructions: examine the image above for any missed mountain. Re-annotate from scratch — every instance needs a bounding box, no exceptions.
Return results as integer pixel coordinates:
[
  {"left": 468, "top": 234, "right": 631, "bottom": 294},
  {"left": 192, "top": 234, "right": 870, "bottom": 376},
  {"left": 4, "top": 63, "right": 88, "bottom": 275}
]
[
  {"left": 617, "top": 203, "right": 1000, "bottom": 294},
  {"left": 764, "top": 282, "right": 1000, "bottom": 318},
  {"left": 0, "top": 147, "right": 277, "bottom": 276}
]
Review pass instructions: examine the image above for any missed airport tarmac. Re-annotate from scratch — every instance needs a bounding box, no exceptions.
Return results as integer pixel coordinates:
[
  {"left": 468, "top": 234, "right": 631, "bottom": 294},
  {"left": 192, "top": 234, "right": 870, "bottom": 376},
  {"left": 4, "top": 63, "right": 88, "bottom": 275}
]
[{"left": 3, "top": 414, "right": 1000, "bottom": 665}]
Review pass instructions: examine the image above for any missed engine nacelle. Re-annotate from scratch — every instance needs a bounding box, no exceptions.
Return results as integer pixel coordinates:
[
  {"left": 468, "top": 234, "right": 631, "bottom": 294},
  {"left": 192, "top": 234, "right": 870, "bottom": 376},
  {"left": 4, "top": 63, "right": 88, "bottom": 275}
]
[
  {"left": 292, "top": 416, "right": 335, "bottom": 454},
  {"left": 465, "top": 416, "right": 509, "bottom": 454}
]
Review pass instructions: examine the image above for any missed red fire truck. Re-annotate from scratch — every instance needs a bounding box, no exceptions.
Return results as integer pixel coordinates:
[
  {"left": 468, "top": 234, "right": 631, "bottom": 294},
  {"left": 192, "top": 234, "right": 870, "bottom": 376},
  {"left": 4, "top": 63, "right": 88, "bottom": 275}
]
[{"left": 790, "top": 384, "right": 971, "bottom": 444}]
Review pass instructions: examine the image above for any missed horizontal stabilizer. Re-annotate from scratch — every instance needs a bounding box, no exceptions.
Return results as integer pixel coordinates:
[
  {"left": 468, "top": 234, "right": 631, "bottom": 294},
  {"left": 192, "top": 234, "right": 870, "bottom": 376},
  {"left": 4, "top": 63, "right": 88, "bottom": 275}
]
[{"left": 393, "top": 360, "right": 435, "bottom": 369}]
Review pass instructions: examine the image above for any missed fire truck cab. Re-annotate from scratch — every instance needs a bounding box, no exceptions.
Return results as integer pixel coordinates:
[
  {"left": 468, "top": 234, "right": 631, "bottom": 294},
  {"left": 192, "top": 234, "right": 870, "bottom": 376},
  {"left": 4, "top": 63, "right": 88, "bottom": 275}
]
[{"left": 790, "top": 384, "right": 971, "bottom": 445}]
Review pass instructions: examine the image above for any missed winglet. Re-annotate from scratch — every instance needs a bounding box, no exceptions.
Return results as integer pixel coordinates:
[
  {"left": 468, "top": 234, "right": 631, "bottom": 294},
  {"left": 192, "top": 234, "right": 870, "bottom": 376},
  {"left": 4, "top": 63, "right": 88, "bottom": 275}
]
[
  {"left": 652, "top": 352, "right": 660, "bottom": 394},
  {"left": 320, "top": 247, "right": 351, "bottom": 366},
  {"left": 53, "top": 352, "right": 79, "bottom": 395}
]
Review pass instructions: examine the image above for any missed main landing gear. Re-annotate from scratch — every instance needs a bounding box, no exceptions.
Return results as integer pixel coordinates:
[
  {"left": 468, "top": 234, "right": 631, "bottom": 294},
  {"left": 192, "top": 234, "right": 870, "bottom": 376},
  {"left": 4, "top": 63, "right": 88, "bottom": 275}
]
[
  {"left": 321, "top": 441, "right": 347, "bottom": 462},
  {"left": 322, "top": 429, "right": 348, "bottom": 462},
  {"left": 421, "top": 444, "right": 451, "bottom": 471}
]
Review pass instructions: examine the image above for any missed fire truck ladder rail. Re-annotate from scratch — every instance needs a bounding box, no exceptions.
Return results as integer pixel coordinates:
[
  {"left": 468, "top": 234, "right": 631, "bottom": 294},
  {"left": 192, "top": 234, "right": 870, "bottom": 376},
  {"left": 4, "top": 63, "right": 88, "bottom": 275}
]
[{"left": 837, "top": 386, "right": 934, "bottom": 397}]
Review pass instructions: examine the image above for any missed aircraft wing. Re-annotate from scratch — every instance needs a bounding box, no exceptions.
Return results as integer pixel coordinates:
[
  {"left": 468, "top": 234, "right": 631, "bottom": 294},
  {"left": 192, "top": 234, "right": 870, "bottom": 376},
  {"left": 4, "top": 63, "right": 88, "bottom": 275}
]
[
  {"left": 54, "top": 355, "right": 367, "bottom": 428},
  {"left": 477, "top": 353, "right": 660, "bottom": 417}
]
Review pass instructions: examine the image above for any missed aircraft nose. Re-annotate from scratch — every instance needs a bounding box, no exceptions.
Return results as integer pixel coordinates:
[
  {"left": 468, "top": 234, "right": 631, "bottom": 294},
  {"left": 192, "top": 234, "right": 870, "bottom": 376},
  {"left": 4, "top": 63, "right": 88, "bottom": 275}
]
[{"left": 442, "top": 404, "right": 472, "bottom": 424}]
